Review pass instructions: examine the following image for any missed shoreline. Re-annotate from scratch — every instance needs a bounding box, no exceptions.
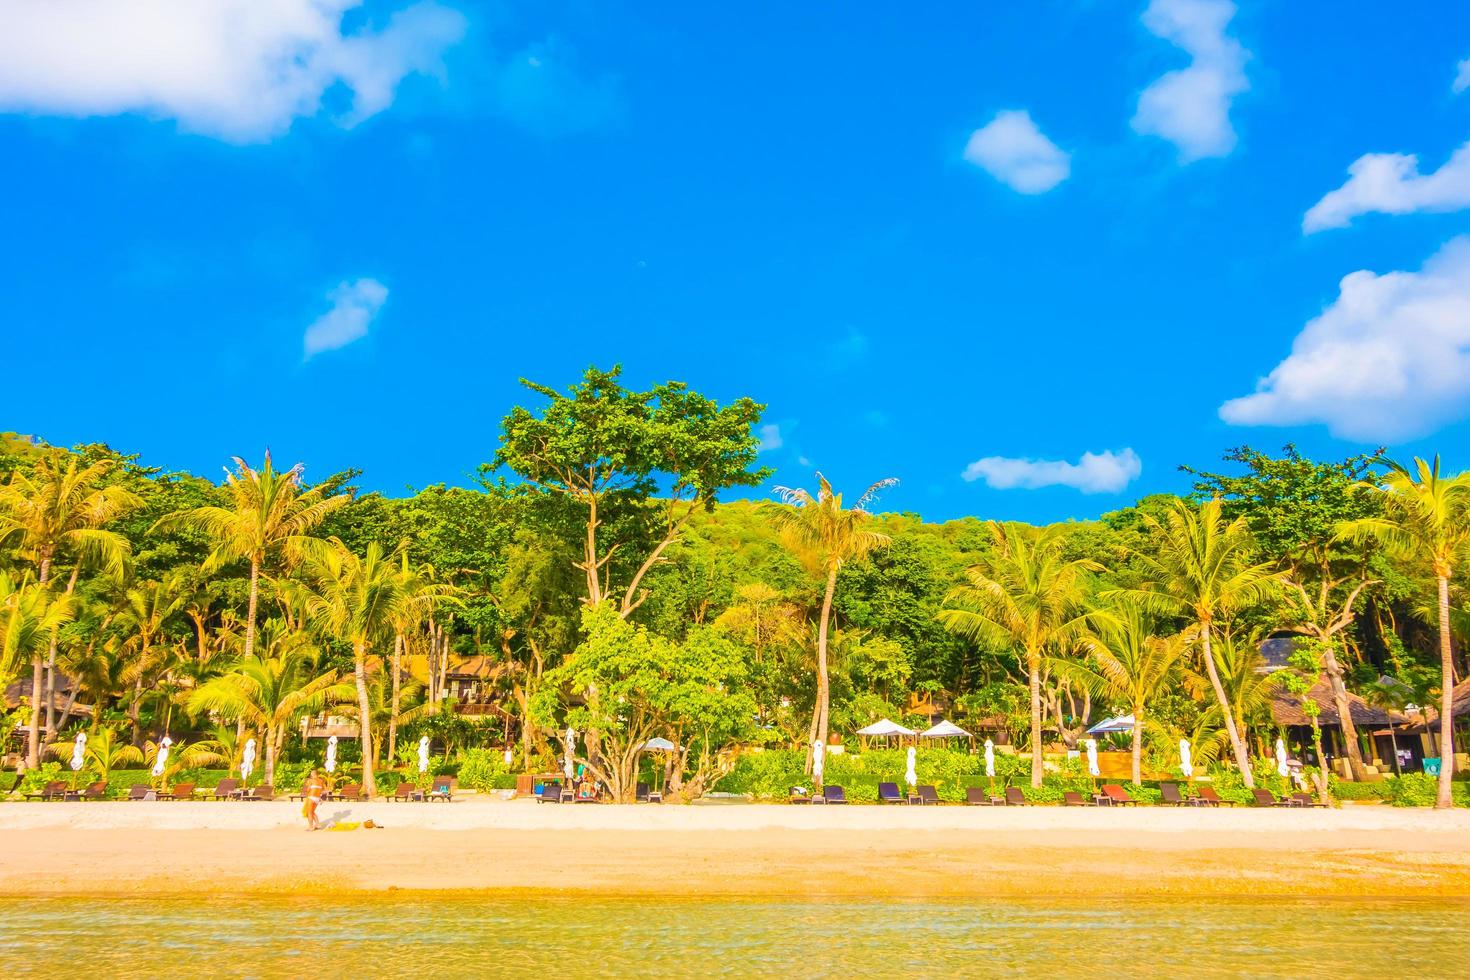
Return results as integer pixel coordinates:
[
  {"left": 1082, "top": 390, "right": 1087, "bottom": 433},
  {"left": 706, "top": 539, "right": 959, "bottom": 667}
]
[{"left": 6, "top": 802, "right": 1470, "bottom": 899}]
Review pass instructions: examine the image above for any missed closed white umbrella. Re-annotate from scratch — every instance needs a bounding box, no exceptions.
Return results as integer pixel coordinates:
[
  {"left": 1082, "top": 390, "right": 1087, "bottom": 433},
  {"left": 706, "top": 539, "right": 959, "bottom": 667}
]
[
  {"left": 151, "top": 736, "right": 173, "bottom": 778},
  {"left": 240, "top": 738, "right": 256, "bottom": 783},
  {"left": 984, "top": 739, "right": 995, "bottom": 779},
  {"left": 1179, "top": 739, "right": 1193, "bottom": 778},
  {"left": 325, "top": 735, "right": 339, "bottom": 774},
  {"left": 1084, "top": 738, "right": 1099, "bottom": 778},
  {"left": 69, "top": 732, "right": 87, "bottom": 772},
  {"left": 905, "top": 746, "right": 917, "bottom": 791},
  {"left": 563, "top": 726, "right": 576, "bottom": 779},
  {"left": 418, "top": 735, "right": 431, "bottom": 774},
  {"left": 1275, "top": 738, "right": 1289, "bottom": 778},
  {"left": 812, "top": 740, "right": 825, "bottom": 786},
  {"left": 503, "top": 747, "right": 513, "bottom": 766}
]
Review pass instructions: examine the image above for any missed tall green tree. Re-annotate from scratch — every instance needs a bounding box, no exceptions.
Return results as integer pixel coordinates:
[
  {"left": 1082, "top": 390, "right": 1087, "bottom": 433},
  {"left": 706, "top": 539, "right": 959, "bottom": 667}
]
[
  {"left": 940, "top": 522, "right": 1099, "bottom": 788},
  {"left": 1338, "top": 456, "right": 1470, "bottom": 808},
  {"left": 0, "top": 573, "right": 75, "bottom": 689},
  {"left": 773, "top": 474, "right": 895, "bottom": 774}
]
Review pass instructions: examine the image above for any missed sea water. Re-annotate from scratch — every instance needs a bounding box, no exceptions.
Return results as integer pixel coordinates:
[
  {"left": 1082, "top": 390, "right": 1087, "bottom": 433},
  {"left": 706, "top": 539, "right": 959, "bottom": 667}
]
[{"left": 1, "top": 895, "right": 1465, "bottom": 977}]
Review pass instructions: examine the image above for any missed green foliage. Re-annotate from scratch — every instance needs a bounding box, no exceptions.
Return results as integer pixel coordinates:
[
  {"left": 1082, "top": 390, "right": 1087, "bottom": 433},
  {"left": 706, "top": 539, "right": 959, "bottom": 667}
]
[
  {"left": 458, "top": 747, "right": 516, "bottom": 791},
  {"left": 18, "top": 761, "right": 66, "bottom": 794},
  {"left": 1386, "top": 773, "right": 1470, "bottom": 807}
]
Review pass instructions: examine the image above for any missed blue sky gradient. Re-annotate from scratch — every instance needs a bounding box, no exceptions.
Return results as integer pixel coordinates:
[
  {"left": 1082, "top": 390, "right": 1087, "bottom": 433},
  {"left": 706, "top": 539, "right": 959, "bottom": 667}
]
[{"left": 4, "top": 2, "right": 1470, "bottom": 522}]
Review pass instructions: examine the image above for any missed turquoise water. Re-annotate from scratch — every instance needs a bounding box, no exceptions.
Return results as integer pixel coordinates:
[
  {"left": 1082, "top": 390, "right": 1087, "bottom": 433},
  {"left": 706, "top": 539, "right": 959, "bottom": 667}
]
[{"left": 1, "top": 895, "right": 1466, "bottom": 977}]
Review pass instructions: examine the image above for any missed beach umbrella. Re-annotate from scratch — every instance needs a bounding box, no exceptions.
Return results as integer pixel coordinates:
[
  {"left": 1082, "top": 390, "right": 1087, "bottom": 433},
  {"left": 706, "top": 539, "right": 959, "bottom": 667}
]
[
  {"left": 856, "top": 718, "right": 917, "bottom": 737},
  {"left": 151, "top": 735, "right": 173, "bottom": 778},
  {"left": 812, "top": 740, "right": 825, "bottom": 786},
  {"left": 240, "top": 738, "right": 256, "bottom": 782},
  {"left": 920, "top": 720, "right": 972, "bottom": 739},
  {"left": 1275, "top": 738, "right": 1289, "bottom": 778},
  {"left": 984, "top": 739, "right": 995, "bottom": 779},
  {"left": 905, "top": 746, "right": 917, "bottom": 791},
  {"left": 1179, "top": 739, "right": 1193, "bottom": 779},
  {"left": 1084, "top": 738, "right": 1100, "bottom": 778},
  {"left": 418, "top": 735, "right": 431, "bottom": 774},
  {"left": 503, "top": 747, "right": 513, "bottom": 766},
  {"left": 325, "top": 735, "right": 339, "bottom": 774},
  {"left": 640, "top": 737, "right": 677, "bottom": 752},
  {"left": 69, "top": 731, "right": 87, "bottom": 772},
  {"left": 1086, "top": 715, "right": 1136, "bottom": 735}
]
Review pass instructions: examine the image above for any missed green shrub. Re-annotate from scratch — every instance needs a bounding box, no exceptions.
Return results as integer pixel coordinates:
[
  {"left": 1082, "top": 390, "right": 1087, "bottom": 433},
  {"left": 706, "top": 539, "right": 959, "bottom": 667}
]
[
  {"left": 457, "top": 748, "right": 512, "bottom": 791},
  {"left": 1328, "top": 777, "right": 1392, "bottom": 801},
  {"left": 18, "top": 762, "right": 66, "bottom": 794}
]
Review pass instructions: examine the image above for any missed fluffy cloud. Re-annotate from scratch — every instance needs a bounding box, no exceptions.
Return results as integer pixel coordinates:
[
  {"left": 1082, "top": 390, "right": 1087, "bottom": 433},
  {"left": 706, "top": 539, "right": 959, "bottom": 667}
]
[
  {"left": 1131, "top": 0, "right": 1249, "bottom": 161},
  {"left": 1303, "top": 141, "right": 1470, "bottom": 232},
  {"left": 962, "top": 110, "right": 1070, "bottom": 193},
  {"left": 961, "top": 449, "right": 1142, "bottom": 494},
  {"left": 0, "top": 0, "right": 466, "bottom": 141},
  {"left": 304, "top": 278, "right": 388, "bottom": 359},
  {"left": 757, "top": 424, "right": 783, "bottom": 453},
  {"left": 1219, "top": 237, "right": 1470, "bottom": 441},
  {"left": 1455, "top": 59, "right": 1470, "bottom": 95}
]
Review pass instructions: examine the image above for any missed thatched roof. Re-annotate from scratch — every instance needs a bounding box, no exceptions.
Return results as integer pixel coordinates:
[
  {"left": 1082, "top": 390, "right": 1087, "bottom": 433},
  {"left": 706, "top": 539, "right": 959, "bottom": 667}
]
[{"left": 1269, "top": 679, "right": 1394, "bottom": 728}]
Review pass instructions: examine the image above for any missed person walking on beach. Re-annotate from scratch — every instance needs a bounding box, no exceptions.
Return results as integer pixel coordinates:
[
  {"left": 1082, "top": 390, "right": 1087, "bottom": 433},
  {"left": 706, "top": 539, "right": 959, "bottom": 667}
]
[{"left": 302, "top": 769, "right": 327, "bottom": 831}]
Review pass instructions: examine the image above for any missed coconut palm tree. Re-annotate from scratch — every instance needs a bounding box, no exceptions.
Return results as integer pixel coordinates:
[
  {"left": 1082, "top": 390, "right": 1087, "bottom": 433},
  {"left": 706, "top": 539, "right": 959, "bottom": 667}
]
[
  {"left": 771, "top": 474, "right": 896, "bottom": 773},
  {"left": 153, "top": 452, "right": 348, "bottom": 666},
  {"left": 1337, "top": 456, "right": 1470, "bottom": 808},
  {"left": 0, "top": 453, "right": 139, "bottom": 765},
  {"left": 386, "top": 555, "right": 454, "bottom": 766},
  {"left": 1183, "top": 626, "right": 1284, "bottom": 758},
  {"left": 1116, "top": 499, "right": 1282, "bottom": 789},
  {"left": 113, "top": 572, "right": 189, "bottom": 747},
  {"left": 1066, "top": 600, "right": 1188, "bottom": 784},
  {"left": 64, "top": 725, "right": 143, "bottom": 782},
  {"left": 1362, "top": 676, "right": 1415, "bottom": 774},
  {"left": 940, "top": 523, "right": 1100, "bottom": 788},
  {"left": 1, "top": 572, "right": 75, "bottom": 689},
  {"left": 186, "top": 628, "right": 351, "bottom": 787}
]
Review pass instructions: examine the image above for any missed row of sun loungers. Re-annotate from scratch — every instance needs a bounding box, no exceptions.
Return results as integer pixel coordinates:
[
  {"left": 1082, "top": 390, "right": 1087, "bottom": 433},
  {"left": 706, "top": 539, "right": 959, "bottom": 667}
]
[
  {"left": 20, "top": 776, "right": 457, "bottom": 802},
  {"left": 789, "top": 782, "right": 1327, "bottom": 806}
]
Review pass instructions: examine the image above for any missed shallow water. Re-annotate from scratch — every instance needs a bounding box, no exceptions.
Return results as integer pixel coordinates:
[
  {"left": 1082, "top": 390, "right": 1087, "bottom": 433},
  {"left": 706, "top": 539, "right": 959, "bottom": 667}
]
[{"left": 1, "top": 894, "right": 1465, "bottom": 978}]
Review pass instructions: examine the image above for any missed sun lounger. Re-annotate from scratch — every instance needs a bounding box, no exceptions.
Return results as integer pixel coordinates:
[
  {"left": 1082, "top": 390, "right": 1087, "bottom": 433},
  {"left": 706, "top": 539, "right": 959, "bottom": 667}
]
[
  {"left": 965, "top": 786, "right": 994, "bottom": 806},
  {"left": 208, "top": 778, "right": 240, "bottom": 800},
  {"left": 1159, "top": 782, "right": 1186, "bottom": 805},
  {"left": 636, "top": 782, "right": 651, "bottom": 803},
  {"left": 823, "top": 785, "right": 848, "bottom": 804},
  {"left": 1004, "top": 787, "right": 1027, "bottom": 806},
  {"left": 242, "top": 785, "right": 274, "bottom": 801},
  {"left": 1194, "top": 786, "right": 1228, "bottom": 806},
  {"left": 427, "top": 776, "right": 454, "bottom": 801},
  {"left": 24, "top": 780, "right": 69, "bottom": 801},
  {"left": 334, "top": 782, "right": 362, "bottom": 802},
  {"left": 539, "top": 782, "right": 564, "bottom": 803},
  {"left": 1101, "top": 784, "right": 1138, "bottom": 806},
  {"left": 390, "top": 783, "right": 420, "bottom": 802},
  {"left": 788, "top": 786, "right": 811, "bottom": 804},
  {"left": 877, "top": 781, "right": 903, "bottom": 804},
  {"left": 1062, "top": 791, "right": 1094, "bottom": 806},
  {"left": 1251, "top": 788, "right": 1290, "bottom": 807},
  {"left": 916, "top": 785, "right": 941, "bottom": 805},
  {"left": 125, "top": 784, "right": 155, "bottom": 801},
  {"left": 78, "top": 780, "right": 107, "bottom": 801},
  {"left": 160, "top": 782, "right": 195, "bottom": 801}
]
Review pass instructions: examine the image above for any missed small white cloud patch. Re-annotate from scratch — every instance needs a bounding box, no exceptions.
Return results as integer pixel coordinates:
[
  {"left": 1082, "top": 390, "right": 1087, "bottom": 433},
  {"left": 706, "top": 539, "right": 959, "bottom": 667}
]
[
  {"left": 1219, "top": 237, "right": 1470, "bottom": 441},
  {"left": 1454, "top": 59, "right": 1470, "bottom": 94},
  {"left": 963, "top": 110, "right": 1070, "bottom": 194},
  {"left": 757, "top": 424, "right": 783, "bottom": 453},
  {"left": 303, "top": 278, "right": 388, "bottom": 359},
  {"left": 1132, "top": 0, "right": 1249, "bottom": 162},
  {"left": 962, "top": 449, "right": 1142, "bottom": 494},
  {"left": 1303, "top": 141, "right": 1470, "bottom": 233}
]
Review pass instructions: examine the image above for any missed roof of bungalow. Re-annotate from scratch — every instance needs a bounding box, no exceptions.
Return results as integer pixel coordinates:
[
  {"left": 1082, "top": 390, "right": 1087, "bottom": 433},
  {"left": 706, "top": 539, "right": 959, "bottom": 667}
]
[
  {"left": 1268, "top": 679, "right": 1397, "bottom": 728},
  {"left": 1404, "top": 678, "right": 1470, "bottom": 732}
]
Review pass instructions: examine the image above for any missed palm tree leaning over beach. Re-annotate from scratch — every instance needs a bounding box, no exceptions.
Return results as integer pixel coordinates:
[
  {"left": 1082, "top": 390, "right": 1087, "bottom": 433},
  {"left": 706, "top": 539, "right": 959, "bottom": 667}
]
[
  {"left": 941, "top": 523, "right": 1099, "bottom": 789},
  {"left": 772, "top": 474, "right": 895, "bottom": 776},
  {"left": 1337, "top": 456, "right": 1470, "bottom": 809}
]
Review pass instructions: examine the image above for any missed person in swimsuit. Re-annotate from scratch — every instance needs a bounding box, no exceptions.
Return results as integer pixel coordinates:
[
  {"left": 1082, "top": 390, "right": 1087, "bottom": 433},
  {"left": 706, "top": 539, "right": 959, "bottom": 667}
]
[{"left": 302, "top": 768, "right": 327, "bottom": 831}]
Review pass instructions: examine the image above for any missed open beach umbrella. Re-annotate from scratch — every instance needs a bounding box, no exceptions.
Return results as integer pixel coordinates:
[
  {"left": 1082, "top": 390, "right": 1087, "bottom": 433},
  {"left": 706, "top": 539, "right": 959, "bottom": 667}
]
[
  {"left": 905, "top": 746, "right": 917, "bottom": 791},
  {"left": 640, "top": 737, "right": 677, "bottom": 752},
  {"left": 856, "top": 718, "right": 917, "bottom": 737},
  {"left": 240, "top": 738, "right": 256, "bottom": 782},
  {"left": 920, "top": 720, "right": 971, "bottom": 739},
  {"left": 1086, "top": 715, "right": 1135, "bottom": 735},
  {"left": 812, "top": 740, "right": 825, "bottom": 786},
  {"left": 1084, "top": 738, "right": 1099, "bottom": 778},
  {"left": 325, "top": 735, "right": 338, "bottom": 774},
  {"left": 984, "top": 739, "right": 995, "bottom": 779},
  {"left": 1275, "top": 738, "right": 1289, "bottom": 778},
  {"left": 151, "top": 735, "right": 172, "bottom": 778},
  {"left": 1179, "top": 739, "right": 1193, "bottom": 778},
  {"left": 69, "top": 731, "right": 87, "bottom": 772},
  {"left": 418, "top": 735, "right": 431, "bottom": 774}
]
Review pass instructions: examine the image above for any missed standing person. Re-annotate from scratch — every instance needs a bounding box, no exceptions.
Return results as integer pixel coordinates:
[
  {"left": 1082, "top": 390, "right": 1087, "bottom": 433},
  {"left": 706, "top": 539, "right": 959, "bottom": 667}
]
[{"left": 301, "top": 768, "right": 327, "bottom": 832}]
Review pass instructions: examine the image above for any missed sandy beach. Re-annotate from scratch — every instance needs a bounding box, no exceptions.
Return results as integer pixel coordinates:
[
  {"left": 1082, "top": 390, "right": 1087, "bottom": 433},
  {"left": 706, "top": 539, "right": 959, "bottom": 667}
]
[{"left": 6, "top": 801, "right": 1470, "bottom": 899}]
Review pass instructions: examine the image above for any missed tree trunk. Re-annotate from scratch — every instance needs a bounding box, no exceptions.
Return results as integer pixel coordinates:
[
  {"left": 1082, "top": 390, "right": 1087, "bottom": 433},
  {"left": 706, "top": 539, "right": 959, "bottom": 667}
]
[
  {"left": 354, "top": 642, "right": 375, "bottom": 798},
  {"left": 265, "top": 729, "right": 277, "bottom": 787},
  {"left": 808, "top": 567, "right": 837, "bottom": 776},
  {"left": 1200, "top": 625, "right": 1255, "bottom": 789},
  {"left": 1321, "top": 643, "right": 1366, "bottom": 780},
  {"left": 1435, "top": 574, "right": 1455, "bottom": 809},
  {"left": 245, "top": 559, "right": 261, "bottom": 660},
  {"left": 1131, "top": 704, "right": 1143, "bottom": 785},
  {"left": 1028, "top": 652, "right": 1043, "bottom": 789},
  {"left": 388, "top": 632, "right": 403, "bottom": 766},
  {"left": 26, "top": 557, "right": 52, "bottom": 768},
  {"left": 42, "top": 566, "right": 82, "bottom": 750}
]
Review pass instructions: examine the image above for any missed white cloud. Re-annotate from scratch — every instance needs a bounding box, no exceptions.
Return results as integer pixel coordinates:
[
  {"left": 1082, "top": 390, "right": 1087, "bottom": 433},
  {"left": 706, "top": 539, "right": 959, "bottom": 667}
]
[
  {"left": 1303, "top": 141, "right": 1470, "bottom": 233},
  {"left": 962, "top": 110, "right": 1070, "bottom": 194},
  {"left": 1220, "top": 237, "right": 1470, "bottom": 441},
  {"left": 1132, "top": 0, "right": 1249, "bottom": 162},
  {"left": 757, "top": 424, "right": 783, "bottom": 453},
  {"left": 1455, "top": 59, "right": 1470, "bottom": 95},
  {"left": 962, "top": 449, "right": 1142, "bottom": 494},
  {"left": 304, "top": 278, "right": 388, "bottom": 359},
  {"left": 0, "top": 0, "right": 466, "bottom": 142}
]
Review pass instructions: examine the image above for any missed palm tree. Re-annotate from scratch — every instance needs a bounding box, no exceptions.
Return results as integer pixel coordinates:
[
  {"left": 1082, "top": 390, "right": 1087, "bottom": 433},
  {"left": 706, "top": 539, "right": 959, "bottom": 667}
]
[
  {"left": 1337, "top": 456, "right": 1470, "bottom": 808},
  {"left": 186, "top": 631, "right": 351, "bottom": 788},
  {"left": 386, "top": 555, "right": 453, "bottom": 766},
  {"left": 286, "top": 541, "right": 457, "bottom": 796},
  {"left": 153, "top": 452, "right": 348, "bottom": 665},
  {"left": 1, "top": 572, "right": 75, "bottom": 688},
  {"left": 772, "top": 474, "right": 896, "bottom": 773},
  {"left": 1118, "top": 499, "right": 1281, "bottom": 789},
  {"left": 67, "top": 725, "right": 143, "bottom": 782},
  {"left": 0, "top": 453, "right": 139, "bottom": 765},
  {"left": 1068, "top": 600, "right": 1188, "bottom": 784},
  {"left": 1183, "top": 626, "right": 1284, "bottom": 758},
  {"left": 1362, "top": 676, "right": 1415, "bottom": 774},
  {"left": 113, "top": 572, "right": 189, "bottom": 747},
  {"left": 940, "top": 523, "right": 1100, "bottom": 787}
]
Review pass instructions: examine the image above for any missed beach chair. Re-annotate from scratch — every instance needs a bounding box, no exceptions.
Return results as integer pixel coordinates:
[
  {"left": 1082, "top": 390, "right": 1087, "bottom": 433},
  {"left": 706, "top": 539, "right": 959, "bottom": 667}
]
[
  {"left": 246, "top": 785, "right": 275, "bottom": 801},
  {"left": 1251, "top": 788, "right": 1289, "bottom": 807},
  {"left": 877, "top": 782, "right": 903, "bottom": 804},
  {"left": 160, "top": 782, "right": 195, "bottom": 801},
  {"left": 334, "top": 782, "right": 362, "bottom": 802},
  {"left": 427, "top": 776, "right": 454, "bottom": 801},
  {"left": 1159, "top": 783, "right": 1187, "bottom": 805},
  {"left": 1004, "top": 787, "right": 1027, "bottom": 806},
  {"left": 916, "top": 785, "right": 941, "bottom": 805},
  {"left": 965, "top": 787, "right": 993, "bottom": 806},
  {"left": 823, "top": 785, "right": 848, "bottom": 804},
  {"left": 1101, "top": 785, "right": 1138, "bottom": 806},
  {"left": 24, "top": 780, "right": 69, "bottom": 801},
  {"left": 788, "top": 786, "right": 811, "bottom": 804},
  {"left": 78, "top": 780, "right": 107, "bottom": 801},
  {"left": 538, "top": 782, "right": 563, "bottom": 803},
  {"left": 391, "top": 782, "right": 420, "bottom": 802},
  {"left": 636, "top": 782, "right": 651, "bottom": 803},
  {"left": 207, "top": 778, "right": 240, "bottom": 800},
  {"left": 1062, "top": 791, "right": 1093, "bottom": 806},
  {"left": 1291, "top": 792, "right": 1328, "bottom": 808},
  {"left": 125, "top": 784, "right": 154, "bottom": 801},
  {"left": 1194, "top": 786, "right": 1228, "bottom": 807}
]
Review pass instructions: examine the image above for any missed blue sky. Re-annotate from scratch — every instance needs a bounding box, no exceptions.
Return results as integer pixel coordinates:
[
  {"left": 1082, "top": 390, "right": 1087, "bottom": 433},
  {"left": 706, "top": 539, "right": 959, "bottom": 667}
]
[{"left": 5, "top": 1, "right": 1470, "bottom": 523}]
